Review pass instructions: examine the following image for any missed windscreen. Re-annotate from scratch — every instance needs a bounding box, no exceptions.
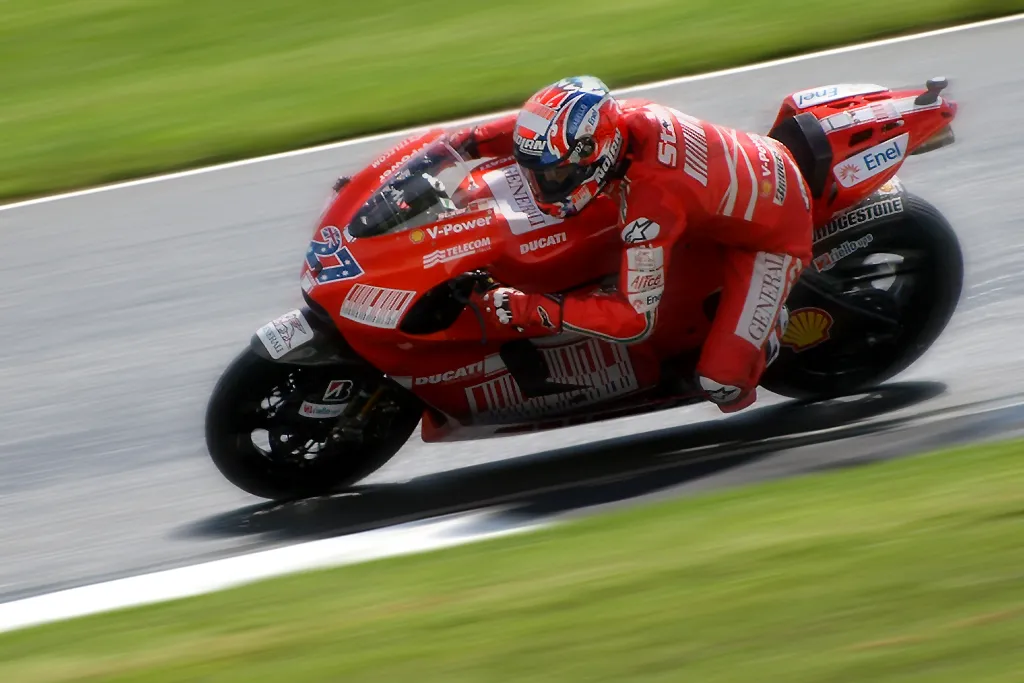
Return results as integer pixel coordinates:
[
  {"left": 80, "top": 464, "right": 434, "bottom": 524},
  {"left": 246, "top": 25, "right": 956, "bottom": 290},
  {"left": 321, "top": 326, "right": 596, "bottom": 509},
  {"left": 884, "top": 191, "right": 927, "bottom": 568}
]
[{"left": 347, "top": 140, "right": 476, "bottom": 239}]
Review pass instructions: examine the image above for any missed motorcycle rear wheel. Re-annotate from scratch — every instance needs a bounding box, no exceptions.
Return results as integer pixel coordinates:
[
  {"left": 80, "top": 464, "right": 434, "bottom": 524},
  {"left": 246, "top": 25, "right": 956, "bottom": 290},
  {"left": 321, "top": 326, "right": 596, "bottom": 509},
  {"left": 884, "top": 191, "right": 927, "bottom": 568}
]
[
  {"left": 762, "top": 193, "right": 963, "bottom": 399},
  {"left": 204, "top": 347, "right": 421, "bottom": 501}
]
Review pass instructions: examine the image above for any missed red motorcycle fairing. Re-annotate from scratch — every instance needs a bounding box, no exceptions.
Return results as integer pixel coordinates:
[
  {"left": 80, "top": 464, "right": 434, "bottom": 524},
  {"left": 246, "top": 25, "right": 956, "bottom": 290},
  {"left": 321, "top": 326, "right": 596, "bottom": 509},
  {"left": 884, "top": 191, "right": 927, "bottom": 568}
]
[
  {"left": 769, "top": 79, "right": 956, "bottom": 226},
  {"left": 289, "top": 78, "right": 956, "bottom": 439}
]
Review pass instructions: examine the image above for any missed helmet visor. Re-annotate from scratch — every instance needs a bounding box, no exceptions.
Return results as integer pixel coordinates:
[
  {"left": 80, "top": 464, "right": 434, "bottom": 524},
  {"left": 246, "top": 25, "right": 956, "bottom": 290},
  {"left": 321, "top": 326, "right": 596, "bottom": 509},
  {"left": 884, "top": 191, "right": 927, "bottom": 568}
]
[{"left": 524, "top": 163, "right": 591, "bottom": 204}]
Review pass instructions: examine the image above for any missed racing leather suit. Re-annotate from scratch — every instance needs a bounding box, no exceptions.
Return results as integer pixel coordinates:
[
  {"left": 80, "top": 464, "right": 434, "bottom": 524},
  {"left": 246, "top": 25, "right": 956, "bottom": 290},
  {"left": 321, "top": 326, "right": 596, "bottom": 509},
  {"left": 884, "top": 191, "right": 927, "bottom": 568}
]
[{"left": 449, "top": 99, "right": 814, "bottom": 411}]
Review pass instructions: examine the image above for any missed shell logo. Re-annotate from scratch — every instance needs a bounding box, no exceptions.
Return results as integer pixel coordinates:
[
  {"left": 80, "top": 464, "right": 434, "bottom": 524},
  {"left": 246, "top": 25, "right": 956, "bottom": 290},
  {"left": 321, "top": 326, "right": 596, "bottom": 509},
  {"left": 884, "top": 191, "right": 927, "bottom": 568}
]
[
  {"left": 409, "top": 229, "right": 425, "bottom": 244},
  {"left": 759, "top": 180, "right": 773, "bottom": 198},
  {"left": 781, "top": 307, "right": 834, "bottom": 352}
]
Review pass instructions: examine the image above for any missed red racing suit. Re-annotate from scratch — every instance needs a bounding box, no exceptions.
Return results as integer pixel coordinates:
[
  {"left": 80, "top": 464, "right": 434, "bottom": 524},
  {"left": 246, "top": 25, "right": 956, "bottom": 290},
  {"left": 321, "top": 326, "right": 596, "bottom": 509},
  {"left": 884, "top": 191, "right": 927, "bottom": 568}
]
[{"left": 450, "top": 99, "right": 814, "bottom": 410}]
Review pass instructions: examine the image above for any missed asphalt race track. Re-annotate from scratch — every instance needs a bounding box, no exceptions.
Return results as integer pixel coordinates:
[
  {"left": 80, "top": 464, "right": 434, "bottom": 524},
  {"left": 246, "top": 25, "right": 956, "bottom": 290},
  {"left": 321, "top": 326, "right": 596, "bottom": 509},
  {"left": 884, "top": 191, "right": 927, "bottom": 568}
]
[{"left": 2, "top": 18, "right": 1024, "bottom": 602}]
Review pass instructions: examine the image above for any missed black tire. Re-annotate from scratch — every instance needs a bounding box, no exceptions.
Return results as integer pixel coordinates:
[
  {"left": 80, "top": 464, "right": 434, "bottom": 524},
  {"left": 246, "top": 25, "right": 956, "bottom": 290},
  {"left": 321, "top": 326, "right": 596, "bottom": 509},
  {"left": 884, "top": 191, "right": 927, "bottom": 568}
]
[
  {"left": 204, "top": 347, "right": 421, "bottom": 500},
  {"left": 762, "top": 192, "right": 963, "bottom": 399}
]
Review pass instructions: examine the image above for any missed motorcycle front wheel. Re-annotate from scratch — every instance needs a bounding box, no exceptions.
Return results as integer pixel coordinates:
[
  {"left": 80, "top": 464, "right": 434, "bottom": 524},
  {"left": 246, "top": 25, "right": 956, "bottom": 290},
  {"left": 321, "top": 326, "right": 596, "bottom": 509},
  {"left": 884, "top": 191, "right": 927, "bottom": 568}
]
[{"left": 204, "top": 347, "right": 422, "bottom": 501}]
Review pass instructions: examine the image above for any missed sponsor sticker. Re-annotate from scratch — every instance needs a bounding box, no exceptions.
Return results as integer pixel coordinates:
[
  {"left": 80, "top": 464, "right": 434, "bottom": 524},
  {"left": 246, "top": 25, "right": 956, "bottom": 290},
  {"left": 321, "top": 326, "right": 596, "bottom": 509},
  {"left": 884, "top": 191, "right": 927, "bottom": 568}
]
[
  {"left": 814, "top": 196, "right": 904, "bottom": 244},
  {"left": 340, "top": 284, "right": 417, "bottom": 329},
  {"left": 514, "top": 131, "right": 547, "bottom": 156},
  {"left": 649, "top": 105, "right": 678, "bottom": 168},
  {"left": 735, "top": 253, "right": 792, "bottom": 348},
  {"left": 793, "top": 83, "right": 887, "bottom": 109},
  {"left": 751, "top": 135, "right": 774, "bottom": 186},
  {"left": 588, "top": 131, "right": 623, "bottom": 190},
  {"left": 423, "top": 237, "right": 492, "bottom": 269},
  {"left": 425, "top": 213, "right": 493, "bottom": 240},
  {"left": 621, "top": 218, "right": 661, "bottom": 244},
  {"left": 834, "top": 133, "right": 909, "bottom": 188},
  {"left": 813, "top": 234, "right": 874, "bottom": 272},
  {"left": 299, "top": 401, "right": 346, "bottom": 419},
  {"left": 771, "top": 147, "right": 787, "bottom": 206},
  {"left": 483, "top": 164, "right": 565, "bottom": 235},
  {"left": 256, "top": 309, "right": 314, "bottom": 360},
  {"left": 626, "top": 262, "right": 665, "bottom": 313},
  {"left": 324, "top": 379, "right": 353, "bottom": 402},
  {"left": 781, "top": 307, "right": 834, "bottom": 352},
  {"left": 627, "top": 270, "right": 664, "bottom": 294},
  {"left": 628, "top": 290, "right": 662, "bottom": 313},
  {"left": 626, "top": 245, "right": 664, "bottom": 272},
  {"left": 416, "top": 361, "right": 483, "bottom": 385},
  {"left": 520, "top": 232, "right": 567, "bottom": 254},
  {"left": 414, "top": 355, "right": 505, "bottom": 387}
]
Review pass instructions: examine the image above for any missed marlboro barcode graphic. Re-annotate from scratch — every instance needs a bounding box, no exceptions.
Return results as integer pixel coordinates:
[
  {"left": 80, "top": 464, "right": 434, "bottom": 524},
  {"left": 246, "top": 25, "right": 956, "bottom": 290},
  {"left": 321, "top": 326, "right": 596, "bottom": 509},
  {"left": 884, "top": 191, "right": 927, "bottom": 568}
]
[
  {"left": 677, "top": 113, "right": 709, "bottom": 187},
  {"left": 340, "top": 284, "right": 416, "bottom": 329},
  {"left": 465, "top": 338, "right": 638, "bottom": 421}
]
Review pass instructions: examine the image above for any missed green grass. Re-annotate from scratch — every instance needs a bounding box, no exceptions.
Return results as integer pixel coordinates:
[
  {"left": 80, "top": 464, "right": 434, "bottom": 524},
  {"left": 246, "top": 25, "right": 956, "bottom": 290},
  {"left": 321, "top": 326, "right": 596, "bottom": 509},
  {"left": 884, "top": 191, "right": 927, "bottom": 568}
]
[
  {"left": 2, "top": 0, "right": 1022, "bottom": 201},
  {"left": 2, "top": 439, "right": 1023, "bottom": 682}
]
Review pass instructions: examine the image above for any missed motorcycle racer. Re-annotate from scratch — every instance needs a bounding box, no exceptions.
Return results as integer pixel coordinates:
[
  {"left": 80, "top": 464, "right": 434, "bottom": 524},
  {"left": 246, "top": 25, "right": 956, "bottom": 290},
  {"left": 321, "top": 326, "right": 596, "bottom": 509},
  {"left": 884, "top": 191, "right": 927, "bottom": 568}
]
[{"left": 446, "top": 75, "right": 814, "bottom": 413}]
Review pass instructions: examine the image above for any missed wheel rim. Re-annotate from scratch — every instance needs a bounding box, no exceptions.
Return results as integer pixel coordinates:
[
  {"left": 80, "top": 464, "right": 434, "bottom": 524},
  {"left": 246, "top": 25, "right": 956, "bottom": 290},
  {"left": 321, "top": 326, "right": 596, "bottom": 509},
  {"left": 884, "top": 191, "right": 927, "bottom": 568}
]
[
  {"left": 226, "top": 365, "right": 401, "bottom": 472},
  {"left": 791, "top": 240, "right": 943, "bottom": 382}
]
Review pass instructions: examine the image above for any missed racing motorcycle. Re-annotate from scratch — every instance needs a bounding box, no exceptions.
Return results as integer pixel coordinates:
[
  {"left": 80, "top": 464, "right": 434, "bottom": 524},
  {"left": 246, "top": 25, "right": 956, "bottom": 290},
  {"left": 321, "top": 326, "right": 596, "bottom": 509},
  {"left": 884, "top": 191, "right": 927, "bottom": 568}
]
[{"left": 205, "top": 76, "right": 964, "bottom": 500}]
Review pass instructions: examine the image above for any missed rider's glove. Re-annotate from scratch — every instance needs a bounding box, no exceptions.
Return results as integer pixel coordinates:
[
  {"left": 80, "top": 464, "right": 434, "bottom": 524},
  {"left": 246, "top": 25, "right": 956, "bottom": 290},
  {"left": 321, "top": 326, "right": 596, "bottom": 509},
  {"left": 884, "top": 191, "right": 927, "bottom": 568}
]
[{"left": 483, "top": 287, "right": 563, "bottom": 335}]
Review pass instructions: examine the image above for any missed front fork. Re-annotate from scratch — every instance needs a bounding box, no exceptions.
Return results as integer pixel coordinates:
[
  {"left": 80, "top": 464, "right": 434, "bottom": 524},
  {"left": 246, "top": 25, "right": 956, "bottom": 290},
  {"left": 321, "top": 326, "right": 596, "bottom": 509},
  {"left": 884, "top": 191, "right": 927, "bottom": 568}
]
[{"left": 250, "top": 306, "right": 419, "bottom": 441}]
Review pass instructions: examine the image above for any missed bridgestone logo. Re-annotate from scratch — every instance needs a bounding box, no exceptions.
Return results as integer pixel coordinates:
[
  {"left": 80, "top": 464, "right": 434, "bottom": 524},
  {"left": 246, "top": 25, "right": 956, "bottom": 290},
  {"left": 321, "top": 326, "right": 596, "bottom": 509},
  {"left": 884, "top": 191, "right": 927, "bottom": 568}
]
[
  {"left": 814, "top": 196, "right": 903, "bottom": 243},
  {"left": 678, "top": 114, "right": 709, "bottom": 186}
]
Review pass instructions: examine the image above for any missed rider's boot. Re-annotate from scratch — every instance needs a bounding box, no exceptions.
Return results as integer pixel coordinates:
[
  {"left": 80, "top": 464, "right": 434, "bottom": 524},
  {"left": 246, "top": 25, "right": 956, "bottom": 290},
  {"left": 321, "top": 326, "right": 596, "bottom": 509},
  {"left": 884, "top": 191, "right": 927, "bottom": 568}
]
[{"left": 699, "top": 304, "right": 790, "bottom": 413}]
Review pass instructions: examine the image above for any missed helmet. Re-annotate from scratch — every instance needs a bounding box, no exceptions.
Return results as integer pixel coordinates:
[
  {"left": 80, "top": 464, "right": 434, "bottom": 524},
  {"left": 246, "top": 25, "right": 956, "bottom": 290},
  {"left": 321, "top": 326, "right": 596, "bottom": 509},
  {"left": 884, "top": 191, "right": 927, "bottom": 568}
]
[{"left": 511, "top": 76, "right": 627, "bottom": 218}]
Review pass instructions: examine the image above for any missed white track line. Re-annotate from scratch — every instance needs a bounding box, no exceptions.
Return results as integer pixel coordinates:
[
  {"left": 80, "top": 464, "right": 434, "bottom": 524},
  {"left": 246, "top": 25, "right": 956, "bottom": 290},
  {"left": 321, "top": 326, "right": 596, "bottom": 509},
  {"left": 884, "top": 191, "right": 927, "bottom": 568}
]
[
  {"left": 2, "top": 395, "right": 1022, "bottom": 634},
  {"left": 1, "top": 12, "right": 1021, "bottom": 214},
  {"left": 0, "top": 511, "right": 549, "bottom": 634}
]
